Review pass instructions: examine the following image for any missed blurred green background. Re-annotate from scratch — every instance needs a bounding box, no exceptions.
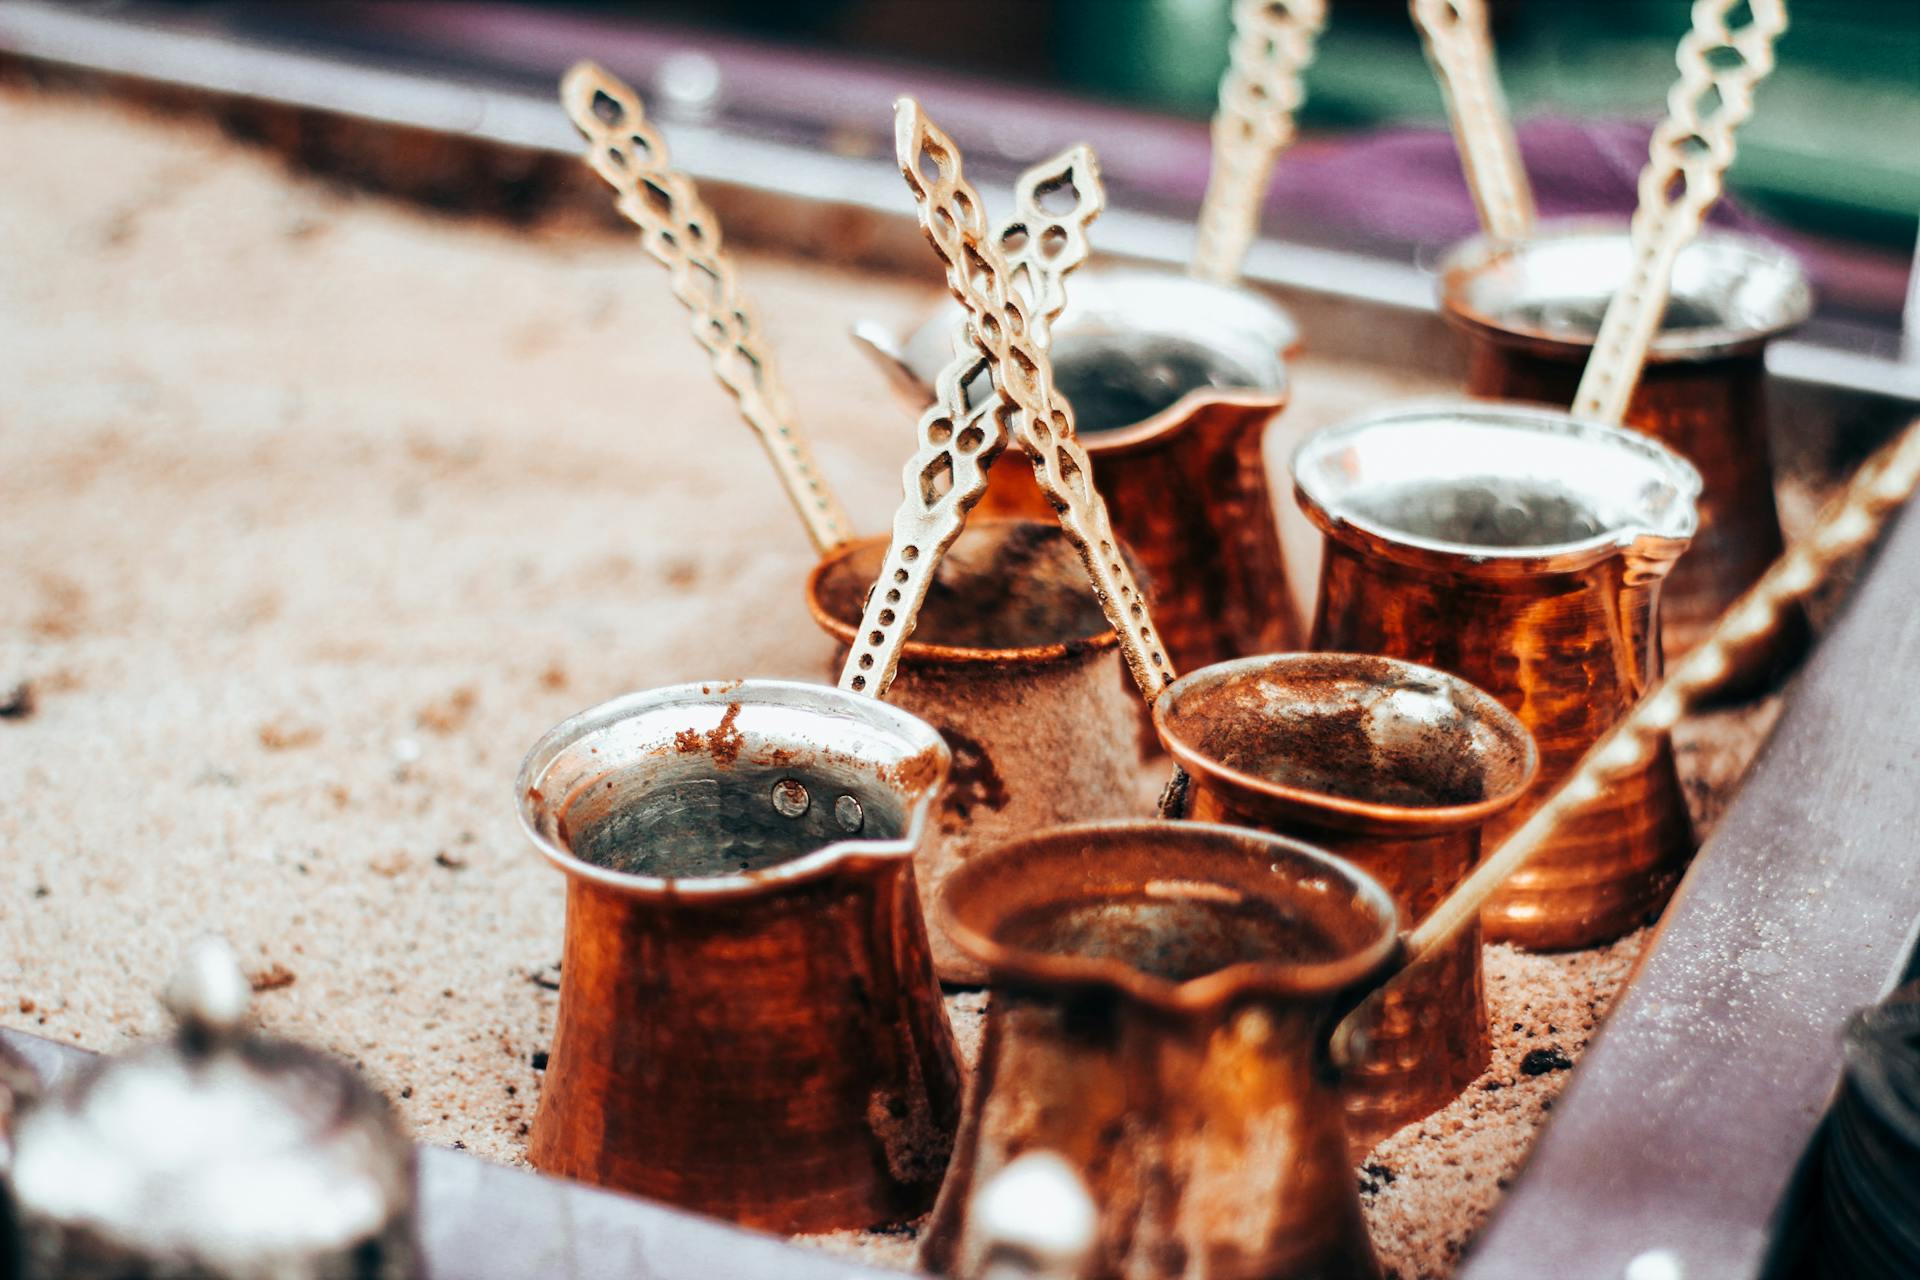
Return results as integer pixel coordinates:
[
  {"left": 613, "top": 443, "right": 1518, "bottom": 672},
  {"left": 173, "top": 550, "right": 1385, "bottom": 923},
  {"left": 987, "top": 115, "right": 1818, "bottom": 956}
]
[{"left": 620, "top": 0, "right": 1920, "bottom": 250}]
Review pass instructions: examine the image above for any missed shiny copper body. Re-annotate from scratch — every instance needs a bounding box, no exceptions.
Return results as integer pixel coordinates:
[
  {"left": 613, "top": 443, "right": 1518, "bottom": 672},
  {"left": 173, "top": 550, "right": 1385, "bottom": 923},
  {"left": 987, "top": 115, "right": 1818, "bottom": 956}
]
[
  {"left": 1153, "top": 653, "right": 1538, "bottom": 1150},
  {"left": 1439, "top": 222, "right": 1812, "bottom": 669},
  {"left": 972, "top": 390, "right": 1295, "bottom": 672},
  {"left": 1296, "top": 403, "right": 1701, "bottom": 951},
  {"left": 807, "top": 520, "right": 1150, "bottom": 984},
  {"left": 873, "top": 268, "right": 1302, "bottom": 672},
  {"left": 516, "top": 682, "right": 962, "bottom": 1233},
  {"left": 923, "top": 820, "right": 1399, "bottom": 1280}
]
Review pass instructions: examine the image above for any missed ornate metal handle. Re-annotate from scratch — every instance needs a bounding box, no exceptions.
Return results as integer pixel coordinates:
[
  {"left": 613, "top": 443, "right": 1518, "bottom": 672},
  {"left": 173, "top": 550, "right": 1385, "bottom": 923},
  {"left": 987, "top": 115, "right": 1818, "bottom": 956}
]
[
  {"left": 560, "top": 62, "right": 855, "bottom": 555},
  {"left": 1411, "top": 0, "right": 1534, "bottom": 243},
  {"left": 1571, "top": 0, "right": 1789, "bottom": 425},
  {"left": 1192, "top": 0, "right": 1328, "bottom": 284},
  {"left": 835, "top": 143, "right": 1106, "bottom": 698},
  {"left": 840, "top": 102, "right": 1176, "bottom": 705}
]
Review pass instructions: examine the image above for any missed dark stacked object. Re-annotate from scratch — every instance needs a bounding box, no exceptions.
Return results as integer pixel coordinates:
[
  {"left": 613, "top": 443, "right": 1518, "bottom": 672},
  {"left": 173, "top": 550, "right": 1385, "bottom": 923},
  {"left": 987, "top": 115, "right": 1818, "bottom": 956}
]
[{"left": 1815, "top": 986, "right": 1920, "bottom": 1279}]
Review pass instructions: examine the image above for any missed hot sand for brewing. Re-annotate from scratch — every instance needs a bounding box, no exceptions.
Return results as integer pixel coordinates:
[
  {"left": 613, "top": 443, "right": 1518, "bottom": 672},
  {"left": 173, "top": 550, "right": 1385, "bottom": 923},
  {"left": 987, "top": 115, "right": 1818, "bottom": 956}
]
[{"left": 0, "top": 86, "right": 1799, "bottom": 1278}]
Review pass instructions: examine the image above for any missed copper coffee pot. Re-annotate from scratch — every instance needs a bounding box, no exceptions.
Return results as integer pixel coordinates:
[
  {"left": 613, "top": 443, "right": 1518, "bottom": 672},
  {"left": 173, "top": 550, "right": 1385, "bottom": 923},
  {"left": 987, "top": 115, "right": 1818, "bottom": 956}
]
[
  {"left": 548, "top": 73, "right": 965, "bottom": 1232},
  {"left": 1438, "top": 221, "right": 1812, "bottom": 671},
  {"left": 807, "top": 519, "right": 1154, "bottom": 983},
  {"left": 1420, "top": 0, "right": 1799, "bottom": 679},
  {"left": 921, "top": 820, "right": 1398, "bottom": 1280},
  {"left": 854, "top": 268, "right": 1300, "bottom": 674},
  {"left": 517, "top": 681, "right": 962, "bottom": 1232},
  {"left": 564, "top": 68, "right": 1163, "bottom": 991},
  {"left": 848, "top": 0, "right": 1325, "bottom": 676},
  {"left": 1294, "top": 401, "right": 1701, "bottom": 950},
  {"left": 1152, "top": 652, "right": 1537, "bottom": 1150}
]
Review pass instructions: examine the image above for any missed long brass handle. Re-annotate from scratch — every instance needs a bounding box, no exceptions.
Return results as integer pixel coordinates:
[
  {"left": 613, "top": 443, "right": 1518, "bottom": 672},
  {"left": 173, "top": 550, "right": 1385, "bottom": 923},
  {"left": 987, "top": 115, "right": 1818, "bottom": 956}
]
[
  {"left": 1192, "top": 0, "right": 1328, "bottom": 285},
  {"left": 1410, "top": 0, "right": 1534, "bottom": 242},
  {"left": 1571, "top": 0, "right": 1789, "bottom": 426},
  {"left": 835, "top": 140, "right": 1109, "bottom": 699},
  {"left": 561, "top": 62, "right": 855, "bottom": 555}
]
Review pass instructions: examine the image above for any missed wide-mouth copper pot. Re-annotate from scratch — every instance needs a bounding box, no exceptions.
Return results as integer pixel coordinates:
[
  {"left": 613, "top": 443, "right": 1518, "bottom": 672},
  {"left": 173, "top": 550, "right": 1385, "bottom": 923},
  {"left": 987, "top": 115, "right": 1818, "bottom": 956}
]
[
  {"left": 806, "top": 519, "right": 1154, "bottom": 984},
  {"left": 922, "top": 819, "right": 1398, "bottom": 1280},
  {"left": 1153, "top": 652, "right": 1538, "bottom": 1151},
  {"left": 1439, "top": 219, "right": 1811, "bottom": 670},
  {"left": 516, "top": 680, "right": 962, "bottom": 1232},
  {"left": 1295, "top": 400, "right": 1701, "bottom": 950},
  {"left": 858, "top": 267, "right": 1302, "bottom": 672}
]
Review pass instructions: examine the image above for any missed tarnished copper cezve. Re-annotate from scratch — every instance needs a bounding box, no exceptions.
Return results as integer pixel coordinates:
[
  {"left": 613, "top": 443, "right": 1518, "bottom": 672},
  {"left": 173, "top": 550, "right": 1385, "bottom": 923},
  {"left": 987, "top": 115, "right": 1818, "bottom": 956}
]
[
  {"left": 1296, "top": 401, "right": 1701, "bottom": 951},
  {"left": 1440, "top": 221, "right": 1812, "bottom": 673},
  {"left": 1154, "top": 653, "right": 1537, "bottom": 1151},
  {"left": 922, "top": 820, "right": 1399, "bottom": 1280},
  {"left": 863, "top": 268, "right": 1301, "bottom": 672},
  {"left": 807, "top": 519, "right": 1150, "bottom": 984},
  {"left": 516, "top": 681, "right": 961, "bottom": 1233}
]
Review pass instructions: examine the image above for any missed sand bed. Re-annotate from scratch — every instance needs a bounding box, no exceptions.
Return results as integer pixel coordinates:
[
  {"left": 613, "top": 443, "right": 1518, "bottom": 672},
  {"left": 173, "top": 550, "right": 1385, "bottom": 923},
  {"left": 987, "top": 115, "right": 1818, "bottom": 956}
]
[{"left": 0, "top": 85, "right": 1787, "bottom": 1279}]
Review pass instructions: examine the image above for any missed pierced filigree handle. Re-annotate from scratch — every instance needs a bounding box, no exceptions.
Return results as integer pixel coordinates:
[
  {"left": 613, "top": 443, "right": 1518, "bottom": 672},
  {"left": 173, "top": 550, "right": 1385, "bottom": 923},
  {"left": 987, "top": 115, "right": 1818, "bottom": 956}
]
[
  {"left": 838, "top": 143, "right": 1108, "bottom": 698},
  {"left": 561, "top": 63, "right": 855, "bottom": 555},
  {"left": 851, "top": 101, "right": 1174, "bottom": 705},
  {"left": 1411, "top": 0, "right": 1534, "bottom": 243},
  {"left": 1192, "top": 0, "right": 1328, "bottom": 284},
  {"left": 994, "top": 148, "right": 1104, "bottom": 351},
  {"left": 1572, "top": 0, "right": 1788, "bottom": 425}
]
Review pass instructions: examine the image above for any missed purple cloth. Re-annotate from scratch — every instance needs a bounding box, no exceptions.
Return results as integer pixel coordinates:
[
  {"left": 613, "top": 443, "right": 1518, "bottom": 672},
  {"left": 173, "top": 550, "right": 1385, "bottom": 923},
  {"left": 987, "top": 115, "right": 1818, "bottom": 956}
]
[{"left": 1265, "top": 116, "right": 1765, "bottom": 251}]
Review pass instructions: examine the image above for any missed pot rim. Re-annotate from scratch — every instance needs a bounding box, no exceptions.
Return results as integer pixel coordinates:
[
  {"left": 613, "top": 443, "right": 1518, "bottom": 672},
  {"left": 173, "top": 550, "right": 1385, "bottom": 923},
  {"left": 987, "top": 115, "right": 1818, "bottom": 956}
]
[
  {"left": 1152, "top": 653, "right": 1539, "bottom": 832},
  {"left": 1437, "top": 216, "right": 1813, "bottom": 361},
  {"left": 936, "top": 819, "right": 1401, "bottom": 1014},
  {"left": 805, "top": 519, "right": 1121, "bottom": 667},
  {"left": 886, "top": 265, "right": 1297, "bottom": 445},
  {"left": 1077, "top": 383, "right": 1290, "bottom": 453},
  {"left": 1292, "top": 397, "right": 1702, "bottom": 576},
  {"left": 515, "top": 679, "right": 949, "bottom": 899}
]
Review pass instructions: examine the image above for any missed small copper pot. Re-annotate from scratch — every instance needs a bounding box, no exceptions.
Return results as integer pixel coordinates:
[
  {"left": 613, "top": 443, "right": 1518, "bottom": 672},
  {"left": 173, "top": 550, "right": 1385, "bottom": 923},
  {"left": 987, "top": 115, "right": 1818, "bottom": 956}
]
[
  {"left": 807, "top": 519, "right": 1154, "bottom": 985},
  {"left": 1439, "top": 220, "right": 1812, "bottom": 672},
  {"left": 921, "top": 820, "right": 1399, "bottom": 1280},
  {"left": 859, "top": 268, "right": 1301, "bottom": 672},
  {"left": 1295, "top": 401, "right": 1701, "bottom": 951},
  {"left": 1152, "top": 653, "right": 1538, "bottom": 1151},
  {"left": 516, "top": 680, "right": 962, "bottom": 1232}
]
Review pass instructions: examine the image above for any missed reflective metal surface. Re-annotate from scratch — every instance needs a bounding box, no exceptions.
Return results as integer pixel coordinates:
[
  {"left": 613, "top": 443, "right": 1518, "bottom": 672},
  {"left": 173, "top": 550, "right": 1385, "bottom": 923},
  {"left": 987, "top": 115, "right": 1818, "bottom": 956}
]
[
  {"left": 1295, "top": 401, "right": 1700, "bottom": 949},
  {"left": 1441, "top": 221, "right": 1810, "bottom": 362},
  {"left": 1451, "top": 438, "right": 1920, "bottom": 1280},
  {"left": 884, "top": 267, "right": 1296, "bottom": 427},
  {"left": 1154, "top": 652, "right": 1536, "bottom": 1148},
  {"left": 1441, "top": 220, "right": 1812, "bottom": 668},
  {"left": 1295, "top": 400, "right": 1697, "bottom": 567},
  {"left": 516, "top": 680, "right": 961, "bottom": 1232},
  {"left": 0, "top": 1025, "right": 910, "bottom": 1280},
  {"left": 866, "top": 266, "right": 1301, "bottom": 673},
  {"left": 965, "top": 1151, "right": 1099, "bottom": 1280},
  {"left": 922, "top": 820, "right": 1396, "bottom": 1280},
  {"left": 6, "top": 938, "right": 417, "bottom": 1280}
]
